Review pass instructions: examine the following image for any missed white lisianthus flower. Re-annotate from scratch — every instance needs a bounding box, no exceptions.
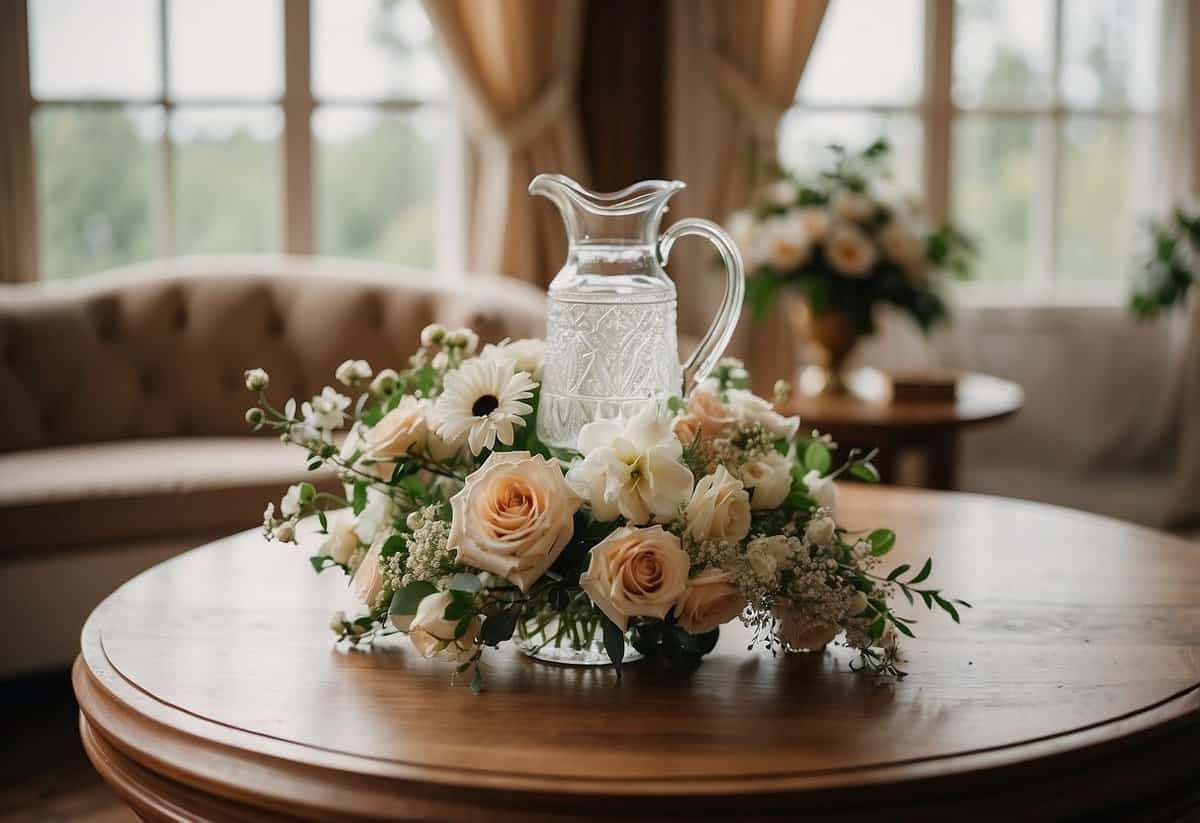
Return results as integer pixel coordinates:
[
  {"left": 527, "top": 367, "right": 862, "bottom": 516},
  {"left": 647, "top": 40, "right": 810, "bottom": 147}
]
[
  {"left": 319, "top": 510, "right": 360, "bottom": 566},
  {"left": 760, "top": 212, "right": 811, "bottom": 271},
  {"left": 280, "top": 484, "right": 303, "bottom": 518},
  {"left": 433, "top": 358, "right": 536, "bottom": 455},
  {"left": 725, "top": 388, "right": 801, "bottom": 441},
  {"left": 353, "top": 488, "right": 394, "bottom": 546},
  {"left": 579, "top": 525, "right": 691, "bottom": 630},
  {"left": 804, "top": 515, "right": 836, "bottom": 547},
  {"left": 448, "top": 451, "right": 581, "bottom": 592},
  {"left": 302, "top": 387, "right": 351, "bottom": 437},
  {"left": 244, "top": 368, "right": 270, "bottom": 391},
  {"left": 335, "top": 358, "right": 372, "bottom": 386},
  {"left": 824, "top": 221, "right": 878, "bottom": 278},
  {"left": 408, "top": 591, "right": 480, "bottom": 663},
  {"left": 739, "top": 450, "right": 793, "bottom": 510},
  {"left": 802, "top": 470, "right": 838, "bottom": 513},
  {"left": 566, "top": 406, "right": 695, "bottom": 524},
  {"left": 478, "top": 338, "right": 546, "bottom": 377},
  {"left": 877, "top": 218, "right": 929, "bottom": 280},
  {"left": 831, "top": 189, "right": 875, "bottom": 222},
  {"left": 684, "top": 465, "right": 751, "bottom": 543}
]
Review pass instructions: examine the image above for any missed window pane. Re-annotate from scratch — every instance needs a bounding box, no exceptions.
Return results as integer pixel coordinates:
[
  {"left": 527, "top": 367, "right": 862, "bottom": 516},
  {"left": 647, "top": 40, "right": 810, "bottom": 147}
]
[
  {"left": 172, "top": 107, "right": 282, "bottom": 255},
  {"left": 953, "top": 0, "right": 1054, "bottom": 108},
  {"left": 313, "top": 0, "right": 447, "bottom": 100},
  {"left": 1060, "top": 0, "right": 1162, "bottom": 110},
  {"left": 951, "top": 116, "right": 1034, "bottom": 282},
  {"left": 315, "top": 106, "right": 444, "bottom": 265},
  {"left": 777, "top": 110, "right": 924, "bottom": 195},
  {"left": 1056, "top": 117, "right": 1149, "bottom": 281},
  {"left": 168, "top": 0, "right": 283, "bottom": 99},
  {"left": 29, "top": 0, "right": 160, "bottom": 99},
  {"left": 797, "top": 0, "right": 923, "bottom": 106},
  {"left": 34, "top": 107, "right": 162, "bottom": 279}
]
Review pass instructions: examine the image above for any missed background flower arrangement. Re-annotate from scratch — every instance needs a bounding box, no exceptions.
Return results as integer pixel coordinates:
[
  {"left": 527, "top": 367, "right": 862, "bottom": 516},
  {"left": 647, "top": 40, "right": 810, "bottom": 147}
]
[
  {"left": 728, "top": 140, "right": 975, "bottom": 337},
  {"left": 1130, "top": 202, "right": 1199, "bottom": 318},
  {"left": 245, "top": 325, "right": 967, "bottom": 692}
]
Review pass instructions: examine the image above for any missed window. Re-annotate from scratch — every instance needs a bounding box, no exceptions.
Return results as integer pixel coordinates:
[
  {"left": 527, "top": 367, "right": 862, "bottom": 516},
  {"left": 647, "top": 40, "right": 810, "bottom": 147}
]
[
  {"left": 21, "top": 0, "right": 462, "bottom": 280},
  {"left": 779, "top": 0, "right": 1191, "bottom": 298}
]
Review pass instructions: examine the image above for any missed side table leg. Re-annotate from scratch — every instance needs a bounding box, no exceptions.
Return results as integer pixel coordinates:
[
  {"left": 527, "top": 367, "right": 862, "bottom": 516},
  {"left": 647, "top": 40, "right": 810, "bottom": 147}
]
[{"left": 927, "top": 431, "right": 959, "bottom": 491}]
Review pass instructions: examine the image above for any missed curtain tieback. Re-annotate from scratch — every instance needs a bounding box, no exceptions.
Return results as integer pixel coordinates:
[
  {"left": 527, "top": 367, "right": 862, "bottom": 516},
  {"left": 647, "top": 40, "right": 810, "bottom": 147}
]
[
  {"left": 710, "top": 55, "right": 789, "bottom": 144},
  {"left": 467, "top": 77, "right": 573, "bottom": 154}
]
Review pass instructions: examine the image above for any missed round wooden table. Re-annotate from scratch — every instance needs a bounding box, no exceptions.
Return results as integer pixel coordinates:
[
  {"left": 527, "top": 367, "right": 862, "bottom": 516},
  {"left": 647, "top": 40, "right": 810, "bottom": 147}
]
[
  {"left": 74, "top": 487, "right": 1199, "bottom": 821},
  {"left": 785, "top": 370, "right": 1024, "bottom": 490}
]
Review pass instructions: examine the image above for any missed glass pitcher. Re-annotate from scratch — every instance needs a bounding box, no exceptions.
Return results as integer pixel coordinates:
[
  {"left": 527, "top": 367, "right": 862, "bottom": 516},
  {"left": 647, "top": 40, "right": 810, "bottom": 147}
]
[{"left": 529, "top": 174, "right": 744, "bottom": 450}]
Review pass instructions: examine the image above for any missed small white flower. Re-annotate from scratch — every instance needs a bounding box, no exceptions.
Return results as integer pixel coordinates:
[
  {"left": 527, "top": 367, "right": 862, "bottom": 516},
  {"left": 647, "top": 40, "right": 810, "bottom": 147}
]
[
  {"left": 302, "top": 387, "right": 351, "bottom": 437},
  {"left": 245, "top": 407, "right": 264, "bottom": 426},
  {"left": 262, "top": 502, "right": 275, "bottom": 527},
  {"left": 354, "top": 489, "right": 394, "bottom": 545},
  {"left": 275, "top": 522, "right": 296, "bottom": 543},
  {"left": 726, "top": 388, "right": 801, "bottom": 441},
  {"left": 406, "top": 509, "right": 426, "bottom": 531},
  {"left": 335, "top": 358, "right": 373, "bottom": 386},
  {"left": 432, "top": 358, "right": 536, "bottom": 455},
  {"left": 566, "top": 406, "right": 695, "bottom": 524},
  {"left": 479, "top": 338, "right": 545, "bottom": 377},
  {"left": 431, "top": 351, "right": 450, "bottom": 371},
  {"left": 802, "top": 471, "right": 838, "bottom": 513},
  {"left": 369, "top": 368, "right": 401, "bottom": 396},
  {"left": 824, "top": 222, "right": 878, "bottom": 278},
  {"left": 244, "top": 368, "right": 270, "bottom": 391},
  {"left": 329, "top": 610, "right": 347, "bottom": 633},
  {"left": 762, "top": 179, "right": 797, "bottom": 208},
  {"left": 804, "top": 515, "right": 836, "bottom": 546},
  {"left": 420, "top": 323, "right": 446, "bottom": 347},
  {"left": 280, "top": 484, "right": 303, "bottom": 518},
  {"left": 319, "top": 510, "right": 359, "bottom": 565}
]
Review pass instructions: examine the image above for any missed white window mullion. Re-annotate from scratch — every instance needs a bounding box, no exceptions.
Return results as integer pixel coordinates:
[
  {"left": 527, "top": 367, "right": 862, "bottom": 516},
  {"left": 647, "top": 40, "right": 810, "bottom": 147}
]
[
  {"left": 1028, "top": 0, "right": 1063, "bottom": 288},
  {"left": 282, "top": 0, "right": 313, "bottom": 256},
  {"left": 923, "top": 0, "right": 953, "bottom": 221},
  {"left": 157, "top": 0, "right": 175, "bottom": 258}
]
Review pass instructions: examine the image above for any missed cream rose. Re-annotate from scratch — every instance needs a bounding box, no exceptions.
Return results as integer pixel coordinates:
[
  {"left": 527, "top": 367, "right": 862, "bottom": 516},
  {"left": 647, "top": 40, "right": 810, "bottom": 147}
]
[
  {"left": 825, "top": 222, "right": 878, "bottom": 278},
  {"left": 671, "top": 412, "right": 704, "bottom": 448},
  {"left": 449, "top": 451, "right": 581, "bottom": 592},
  {"left": 580, "top": 525, "right": 691, "bottom": 630},
  {"left": 802, "top": 470, "right": 838, "bottom": 512},
  {"left": 775, "top": 603, "right": 840, "bottom": 652},
  {"left": 685, "top": 465, "right": 751, "bottom": 543},
  {"left": 685, "top": 379, "right": 739, "bottom": 438},
  {"left": 726, "top": 388, "right": 801, "bottom": 441},
  {"left": 878, "top": 218, "right": 928, "bottom": 280},
  {"left": 796, "top": 206, "right": 831, "bottom": 243},
  {"left": 674, "top": 567, "right": 746, "bottom": 634},
  {"left": 739, "top": 451, "right": 793, "bottom": 510},
  {"left": 831, "top": 189, "right": 875, "bottom": 222},
  {"left": 318, "top": 509, "right": 359, "bottom": 565},
  {"left": 761, "top": 213, "right": 810, "bottom": 271},
  {"left": 408, "top": 591, "right": 481, "bottom": 663},
  {"left": 366, "top": 396, "right": 429, "bottom": 469},
  {"left": 350, "top": 536, "right": 386, "bottom": 609}
]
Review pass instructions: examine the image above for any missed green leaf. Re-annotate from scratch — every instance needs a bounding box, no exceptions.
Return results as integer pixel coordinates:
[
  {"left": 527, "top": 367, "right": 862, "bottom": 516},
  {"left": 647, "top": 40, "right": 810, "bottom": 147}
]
[
  {"left": 667, "top": 395, "right": 685, "bottom": 413},
  {"left": 848, "top": 461, "right": 880, "bottom": 483},
  {"left": 694, "top": 627, "right": 720, "bottom": 655},
  {"left": 480, "top": 610, "right": 518, "bottom": 646},
  {"left": 886, "top": 563, "right": 911, "bottom": 581},
  {"left": 317, "top": 510, "right": 328, "bottom": 533},
  {"left": 447, "top": 572, "right": 482, "bottom": 593},
  {"left": 352, "top": 482, "right": 368, "bottom": 515},
  {"left": 380, "top": 534, "right": 407, "bottom": 558},
  {"left": 470, "top": 666, "right": 483, "bottom": 695},
  {"left": 934, "top": 593, "right": 961, "bottom": 623},
  {"left": 308, "top": 556, "right": 331, "bottom": 573},
  {"left": 454, "top": 613, "right": 475, "bottom": 640},
  {"left": 803, "top": 441, "right": 832, "bottom": 474},
  {"left": 893, "top": 619, "right": 915, "bottom": 638},
  {"left": 602, "top": 619, "right": 625, "bottom": 679},
  {"left": 389, "top": 581, "right": 436, "bottom": 616},
  {"left": 868, "top": 529, "right": 896, "bottom": 556},
  {"left": 400, "top": 475, "right": 426, "bottom": 498},
  {"left": 867, "top": 615, "right": 886, "bottom": 640},
  {"left": 909, "top": 557, "right": 933, "bottom": 584}
]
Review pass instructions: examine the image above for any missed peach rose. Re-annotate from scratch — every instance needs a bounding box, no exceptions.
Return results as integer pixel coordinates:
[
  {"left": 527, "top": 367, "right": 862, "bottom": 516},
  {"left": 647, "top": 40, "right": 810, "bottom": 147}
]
[
  {"left": 672, "top": 412, "right": 704, "bottom": 447},
  {"left": 580, "top": 526, "right": 691, "bottom": 630},
  {"left": 739, "top": 451, "right": 793, "bottom": 510},
  {"left": 686, "top": 379, "right": 738, "bottom": 438},
  {"left": 350, "top": 537, "right": 386, "bottom": 609},
  {"left": 775, "top": 603, "right": 840, "bottom": 652},
  {"left": 365, "top": 396, "right": 429, "bottom": 478},
  {"left": 448, "top": 451, "right": 580, "bottom": 592},
  {"left": 825, "top": 222, "right": 878, "bottom": 278},
  {"left": 674, "top": 567, "right": 746, "bottom": 634},
  {"left": 408, "top": 591, "right": 480, "bottom": 663},
  {"left": 684, "top": 465, "right": 751, "bottom": 543}
]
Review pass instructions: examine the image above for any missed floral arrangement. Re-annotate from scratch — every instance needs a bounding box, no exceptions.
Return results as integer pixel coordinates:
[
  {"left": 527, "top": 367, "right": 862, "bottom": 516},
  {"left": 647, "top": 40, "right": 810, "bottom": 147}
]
[
  {"left": 1130, "top": 202, "right": 1199, "bottom": 318},
  {"left": 727, "top": 140, "right": 974, "bottom": 335},
  {"left": 245, "top": 325, "right": 968, "bottom": 692}
]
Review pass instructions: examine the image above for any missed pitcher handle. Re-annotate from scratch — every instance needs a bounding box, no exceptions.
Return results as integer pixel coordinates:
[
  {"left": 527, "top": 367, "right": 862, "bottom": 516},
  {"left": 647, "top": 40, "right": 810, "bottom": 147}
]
[{"left": 658, "top": 217, "right": 745, "bottom": 396}]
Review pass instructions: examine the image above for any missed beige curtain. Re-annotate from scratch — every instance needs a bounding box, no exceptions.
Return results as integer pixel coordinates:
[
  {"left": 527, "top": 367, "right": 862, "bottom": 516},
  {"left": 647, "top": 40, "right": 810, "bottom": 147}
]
[
  {"left": 667, "top": 0, "right": 827, "bottom": 395},
  {"left": 422, "top": 0, "right": 589, "bottom": 287},
  {"left": 0, "top": 0, "right": 37, "bottom": 283}
]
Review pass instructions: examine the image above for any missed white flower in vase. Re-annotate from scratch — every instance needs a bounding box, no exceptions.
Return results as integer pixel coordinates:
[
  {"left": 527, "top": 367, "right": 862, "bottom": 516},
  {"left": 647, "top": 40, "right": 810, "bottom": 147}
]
[
  {"left": 739, "top": 450, "right": 793, "bottom": 510},
  {"left": 478, "top": 338, "right": 546, "bottom": 378},
  {"left": 684, "top": 465, "right": 751, "bottom": 543},
  {"left": 824, "top": 222, "right": 878, "bottom": 278},
  {"left": 432, "top": 358, "right": 536, "bottom": 455},
  {"left": 802, "top": 470, "right": 838, "bottom": 513},
  {"left": 760, "top": 212, "right": 811, "bottom": 271},
  {"left": 408, "top": 591, "right": 481, "bottom": 663},
  {"left": 302, "top": 387, "right": 351, "bottom": 438},
  {"left": 566, "top": 406, "right": 695, "bottom": 524},
  {"left": 319, "top": 510, "right": 360, "bottom": 566}
]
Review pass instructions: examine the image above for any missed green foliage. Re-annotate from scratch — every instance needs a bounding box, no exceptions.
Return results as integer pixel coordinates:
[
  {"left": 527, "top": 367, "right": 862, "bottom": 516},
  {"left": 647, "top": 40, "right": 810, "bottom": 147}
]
[
  {"left": 389, "top": 581, "right": 436, "bottom": 616},
  {"left": 602, "top": 619, "right": 626, "bottom": 679},
  {"left": 868, "top": 529, "right": 896, "bottom": 556},
  {"left": 803, "top": 440, "right": 832, "bottom": 474},
  {"left": 1130, "top": 205, "right": 1200, "bottom": 319}
]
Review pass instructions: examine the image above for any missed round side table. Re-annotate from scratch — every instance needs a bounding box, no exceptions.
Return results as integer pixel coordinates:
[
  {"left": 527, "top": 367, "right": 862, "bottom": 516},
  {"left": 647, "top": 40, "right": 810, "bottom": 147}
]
[
  {"left": 785, "top": 371, "right": 1024, "bottom": 489},
  {"left": 75, "top": 487, "right": 1199, "bottom": 821}
]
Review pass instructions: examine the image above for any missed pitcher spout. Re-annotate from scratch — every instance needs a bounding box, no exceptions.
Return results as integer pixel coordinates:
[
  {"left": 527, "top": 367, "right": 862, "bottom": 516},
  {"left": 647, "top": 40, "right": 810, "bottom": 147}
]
[{"left": 529, "top": 174, "right": 685, "bottom": 246}]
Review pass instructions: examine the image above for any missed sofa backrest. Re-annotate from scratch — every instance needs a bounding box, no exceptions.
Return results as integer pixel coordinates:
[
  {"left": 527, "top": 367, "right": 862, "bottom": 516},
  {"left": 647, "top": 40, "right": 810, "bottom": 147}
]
[{"left": 0, "top": 256, "right": 547, "bottom": 453}]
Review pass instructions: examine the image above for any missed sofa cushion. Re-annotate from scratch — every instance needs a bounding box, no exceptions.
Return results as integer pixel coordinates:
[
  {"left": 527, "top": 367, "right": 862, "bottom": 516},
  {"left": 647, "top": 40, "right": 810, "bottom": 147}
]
[{"left": 0, "top": 438, "right": 336, "bottom": 554}]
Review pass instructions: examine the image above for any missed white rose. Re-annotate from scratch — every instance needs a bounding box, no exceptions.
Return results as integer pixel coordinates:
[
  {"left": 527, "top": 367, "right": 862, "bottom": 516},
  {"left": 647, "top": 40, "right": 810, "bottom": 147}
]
[
  {"left": 831, "top": 189, "right": 875, "bottom": 222},
  {"left": 725, "top": 388, "right": 800, "bottom": 441},
  {"left": 684, "top": 465, "right": 751, "bottom": 543},
  {"left": 478, "top": 338, "right": 545, "bottom": 377},
  {"left": 365, "top": 396, "right": 429, "bottom": 469},
  {"left": 353, "top": 488, "right": 394, "bottom": 545},
  {"left": 761, "top": 212, "right": 811, "bottom": 271},
  {"left": 673, "top": 567, "right": 746, "bottom": 634},
  {"left": 775, "top": 602, "right": 840, "bottom": 652},
  {"left": 802, "top": 470, "right": 838, "bottom": 513},
  {"left": 350, "top": 536, "right": 386, "bottom": 609},
  {"left": 824, "top": 222, "right": 878, "bottom": 278},
  {"left": 795, "top": 206, "right": 831, "bottom": 243},
  {"left": 448, "top": 451, "right": 581, "bottom": 592},
  {"left": 408, "top": 591, "right": 480, "bottom": 663},
  {"left": 746, "top": 534, "right": 793, "bottom": 582},
  {"left": 805, "top": 515, "right": 836, "bottom": 546},
  {"left": 847, "top": 591, "right": 869, "bottom": 618},
  {"left": 319, "top": 509, "right": 359, "bottom": 565},
  {"left": 580, "top": 525, "right": 691, "bottom": 631},
  {"left": 739, "top": 451, "right": 793, "bottom": 510},
  {"left": 878, "top": 218, "right": 929, "bottom": 280},
  {"left": 566, "top": 406, "right": 695, "bottom": 524},
  {"left": 335, "top": 358, "right": 372, "bottom": 386}
]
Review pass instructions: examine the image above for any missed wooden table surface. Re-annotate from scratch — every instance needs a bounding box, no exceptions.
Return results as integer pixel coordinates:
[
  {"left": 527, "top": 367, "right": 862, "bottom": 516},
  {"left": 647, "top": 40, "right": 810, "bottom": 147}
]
[{"left": 74, "top": 487, "right": 1200, "bottom": 821}]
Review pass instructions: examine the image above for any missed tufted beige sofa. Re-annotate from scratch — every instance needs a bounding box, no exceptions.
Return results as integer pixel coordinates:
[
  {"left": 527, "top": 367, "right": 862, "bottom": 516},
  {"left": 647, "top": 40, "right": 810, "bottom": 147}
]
[{"left": 0, "top": 256, "right": 546, "bottom": 675}]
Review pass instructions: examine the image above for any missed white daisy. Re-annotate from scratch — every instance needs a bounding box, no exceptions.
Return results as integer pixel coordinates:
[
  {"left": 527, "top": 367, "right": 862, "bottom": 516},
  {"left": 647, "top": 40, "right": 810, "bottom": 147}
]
[{"left": 432, "top": 358, "right": 536, "bottom": 455}]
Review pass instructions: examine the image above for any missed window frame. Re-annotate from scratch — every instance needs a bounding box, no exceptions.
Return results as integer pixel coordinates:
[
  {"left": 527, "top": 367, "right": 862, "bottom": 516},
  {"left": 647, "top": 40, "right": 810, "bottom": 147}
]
[{"left": 8, "top": 0, "right": 464, "bottom": 280}]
